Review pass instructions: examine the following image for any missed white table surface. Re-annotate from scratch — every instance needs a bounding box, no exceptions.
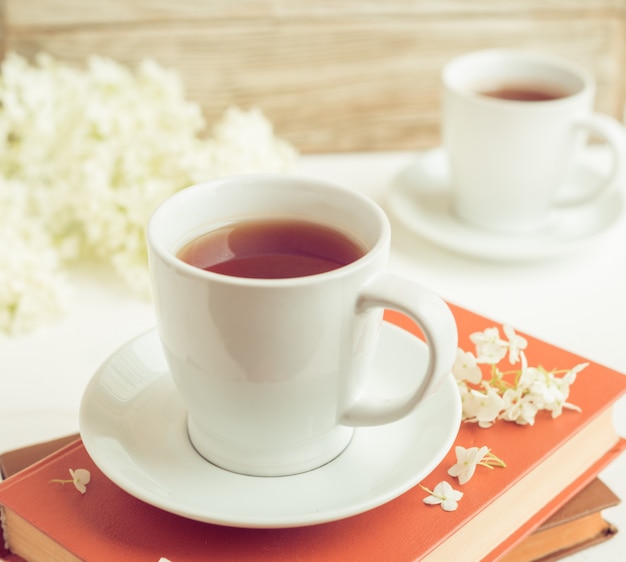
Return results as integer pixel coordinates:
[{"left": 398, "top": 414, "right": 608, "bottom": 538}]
[{"left": 2, "top": 149, "right": 625, "bottom": 561}]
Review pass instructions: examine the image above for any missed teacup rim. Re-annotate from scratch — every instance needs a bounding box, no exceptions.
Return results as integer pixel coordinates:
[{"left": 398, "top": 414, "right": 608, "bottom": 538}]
[
  {"left": 442, "top": 48, "right": 594, "bottom": 108},
  {"left": 147, "top": 173, "right": 391, "bottom": 287}
]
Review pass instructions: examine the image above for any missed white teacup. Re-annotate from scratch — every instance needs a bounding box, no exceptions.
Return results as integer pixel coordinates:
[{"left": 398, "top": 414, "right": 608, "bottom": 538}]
[
  {"left": 443, "top": 49, "right": 626, "bottom": 233},
  {"left": 147, "top": 174, "right": 457, "bottom": 476}
]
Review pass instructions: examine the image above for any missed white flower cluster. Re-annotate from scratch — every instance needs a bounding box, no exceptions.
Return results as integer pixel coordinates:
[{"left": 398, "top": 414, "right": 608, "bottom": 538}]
[
  {"left": 0, "top": 52, "right": 297, "bottom": 334},
  {"left": 0, "top": 183, "right": 67, "bottom": 335},
  {"left": 452, "top": 325, "right": 586, "bottom": 427}
]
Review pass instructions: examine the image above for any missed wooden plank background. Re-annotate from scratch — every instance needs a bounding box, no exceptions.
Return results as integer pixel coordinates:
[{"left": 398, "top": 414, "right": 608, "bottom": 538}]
[{"left": 1, "top": 0, "right": 625, "bottom": 153}]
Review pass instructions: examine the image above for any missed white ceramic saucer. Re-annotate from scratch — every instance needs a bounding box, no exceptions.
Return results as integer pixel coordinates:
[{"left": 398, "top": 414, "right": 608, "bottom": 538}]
[
  {"left": 79, "top": 323, "right": 461, "bottom": 529},
  {"left": 387, "top": 147, "right": 624, "bottom": 261}
]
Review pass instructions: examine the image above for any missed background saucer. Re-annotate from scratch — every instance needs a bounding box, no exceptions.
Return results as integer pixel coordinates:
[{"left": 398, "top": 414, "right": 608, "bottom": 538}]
[
  {"left": 387, "top": 147, "right": 624, "bottom": 262},
  {"left": 79, "top": 323, "right": 461, "bottom": 528}
]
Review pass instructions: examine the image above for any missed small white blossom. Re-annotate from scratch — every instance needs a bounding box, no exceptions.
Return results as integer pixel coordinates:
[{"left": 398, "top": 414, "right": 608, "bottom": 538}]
[
  {"left": 69, "top": 468, "right": 91, "bottom": 494},
  {"left": 421, "top": 481, "right": 463, "bottom": 512},
  {"left": 462, "top": 386, "right": 505, "bottom": 428},
  {"left": 452, "top": 348, "right": 482, "bottom": 384},
  {"left": 447, "top": 446, "right": 490, "bottom": 484},
  {"left": 470, "top": 327, "right": 508, "bottom": 364},
  {"left": 500, "top": 387, "right": 540, "bottom": 425},
  {"left": 503, "top": 324, "right": 528, "bottom": 364},
  {"left": 447, "top": 446, "right": 506, "bottom": 484},
  {"left": 50, "top": 468, "right": 91, "bottom": 494}
]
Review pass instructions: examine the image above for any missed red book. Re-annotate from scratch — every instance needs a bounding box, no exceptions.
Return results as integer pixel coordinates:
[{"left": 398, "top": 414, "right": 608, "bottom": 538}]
[{"left": 1, "top": 304, "right": 625, "bottom": 561}]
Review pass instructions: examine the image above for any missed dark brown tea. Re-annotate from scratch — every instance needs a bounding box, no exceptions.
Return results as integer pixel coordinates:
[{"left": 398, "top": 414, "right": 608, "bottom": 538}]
[
  {"left": 177, "top": 218, "right": 366, "bottom": 279},
  {"left": 479, "top": 84, "right": 568, "bottom": 102}
]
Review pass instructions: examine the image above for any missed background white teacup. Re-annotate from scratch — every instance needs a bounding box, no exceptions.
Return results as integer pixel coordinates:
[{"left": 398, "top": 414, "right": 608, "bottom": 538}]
[
  {"left": 442, "top": 49, "right": 626, "bottom": 233},
  {"left": 147, "top": 174, "right": 457, "bottom": 477}
]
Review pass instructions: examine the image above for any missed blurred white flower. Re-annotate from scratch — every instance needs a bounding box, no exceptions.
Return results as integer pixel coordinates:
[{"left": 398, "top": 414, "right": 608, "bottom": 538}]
[
  {"left": 469, "top": 327, "right": 508, "bottom": 364},
  {"left": 0, "top": 180, "right": 67, "bottom": 335},
  {"left": 452, "top": 348, "right": 482, "bottom": 384},
  {"left": 0, "top": 53, "right": 297, "bottom": 333}
]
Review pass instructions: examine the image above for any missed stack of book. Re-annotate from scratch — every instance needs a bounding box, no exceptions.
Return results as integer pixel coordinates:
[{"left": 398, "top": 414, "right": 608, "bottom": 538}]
[
  {"left": 502, "top": 478, "right": 619, "bottom": 562},
  {"left": 1, "top": 304, "right": 624, "bottom": 561}
]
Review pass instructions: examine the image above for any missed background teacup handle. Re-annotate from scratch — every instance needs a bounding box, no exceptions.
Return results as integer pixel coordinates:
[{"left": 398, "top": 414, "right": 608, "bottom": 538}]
[
  {"left": 558, "top": 113, "right": 626, "bottom": 206},
  {"left": 341, "top": 273, "right": 458, "bottom": 426}
]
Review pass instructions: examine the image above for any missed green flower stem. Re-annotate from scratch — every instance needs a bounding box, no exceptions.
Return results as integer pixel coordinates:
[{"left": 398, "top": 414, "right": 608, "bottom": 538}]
[
  {"left": 419, "top": 484, "right": 437, "bottom": 497},
  {"left": 481, "top": 452, "right": 506, "bottom": 468}
]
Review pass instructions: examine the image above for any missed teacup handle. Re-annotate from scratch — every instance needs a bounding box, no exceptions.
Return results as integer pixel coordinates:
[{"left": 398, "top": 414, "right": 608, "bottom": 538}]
[
  {"left": 341, "top": 274, "right": 458, "bottom": 426},
  {"left": 558, "top": 113, "right": 626, "bottom": 206}
]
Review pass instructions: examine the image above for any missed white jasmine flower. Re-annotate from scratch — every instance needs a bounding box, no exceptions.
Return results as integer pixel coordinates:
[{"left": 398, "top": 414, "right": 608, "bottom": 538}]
[
  {"left": 452, "top": 348, "right": 482, "bottom": 384},
  {"left": 503, "top": 324, "right": 528, "bottom": 364},
  {"left": 500, "top": 385, "right": 541, "bottom": 425},
  {"left": 421, "top": 481, "right": 463, "bottom": 512},
  {"left": 462, "top": 386, "right": 504, "bottom": 428},
  {"left": 529, "top": 365, "right": 583, "bottom": 418},
  {"left": 470, "top": 327, "right": 508, "bottom": 364},
  {"left": 50, "top": 468, "right": 91, "bottom": 494},
  {"left": 69, "top": 468, "right": 91, "bottom": 494},
  {"left": 564, "top": 362, "right": 588, "bottom": 384},
  {"left": 447, "top": 446, "right": 506, "bottom": 485},
  {"left": 447, "top": 446, "right": 490, "bottom": 484}
]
